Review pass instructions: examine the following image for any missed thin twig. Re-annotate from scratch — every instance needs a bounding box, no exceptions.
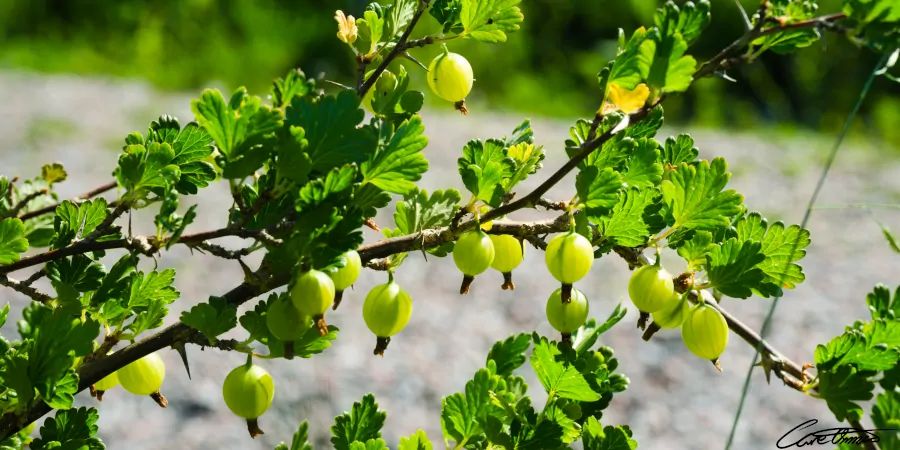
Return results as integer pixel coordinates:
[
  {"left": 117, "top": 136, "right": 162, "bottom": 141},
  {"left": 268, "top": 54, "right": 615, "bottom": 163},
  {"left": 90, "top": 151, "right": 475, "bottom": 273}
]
[
  {"left": 694, "top": 12, "right": 847, "bottom": 79},
  {"left": 357, "top": 0, "right": 431, "bottom": 97},
  {"left": 3, "top": 189, "right": 49, "bottom": 219},
  {"left": 18, "top": 181, "right": 117, "bottom": 221},
  {"left": 0, "top": 275, "right": 53, "bottom": 303}
]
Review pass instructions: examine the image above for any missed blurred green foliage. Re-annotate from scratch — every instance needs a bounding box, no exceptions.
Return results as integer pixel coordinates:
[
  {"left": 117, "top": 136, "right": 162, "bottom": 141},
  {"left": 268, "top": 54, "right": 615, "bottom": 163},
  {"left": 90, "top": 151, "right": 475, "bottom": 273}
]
[{"left": 0, "top": 0, "right": 897, "bottom": 146}]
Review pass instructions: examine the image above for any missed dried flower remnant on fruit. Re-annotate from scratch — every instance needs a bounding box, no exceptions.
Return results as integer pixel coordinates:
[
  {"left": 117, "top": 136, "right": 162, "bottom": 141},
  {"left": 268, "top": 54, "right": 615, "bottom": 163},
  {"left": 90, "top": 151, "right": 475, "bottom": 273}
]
[{"left": 335, "top": 10, "right": 358, "bottom": 44}]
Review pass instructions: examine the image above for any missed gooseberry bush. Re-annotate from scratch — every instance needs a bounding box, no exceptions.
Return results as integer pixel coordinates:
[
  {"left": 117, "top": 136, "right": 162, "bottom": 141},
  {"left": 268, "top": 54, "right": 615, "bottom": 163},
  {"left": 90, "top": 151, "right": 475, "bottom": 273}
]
[{"left": 0, "top": 0, "right": 898, "bottom": 448}]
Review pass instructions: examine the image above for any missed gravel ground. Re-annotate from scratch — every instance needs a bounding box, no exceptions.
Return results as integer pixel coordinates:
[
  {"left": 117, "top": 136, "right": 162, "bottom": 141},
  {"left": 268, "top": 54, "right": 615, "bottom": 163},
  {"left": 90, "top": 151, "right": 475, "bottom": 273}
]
[{"left": 1, "top": 71, "right": 898, "bottom": 449}]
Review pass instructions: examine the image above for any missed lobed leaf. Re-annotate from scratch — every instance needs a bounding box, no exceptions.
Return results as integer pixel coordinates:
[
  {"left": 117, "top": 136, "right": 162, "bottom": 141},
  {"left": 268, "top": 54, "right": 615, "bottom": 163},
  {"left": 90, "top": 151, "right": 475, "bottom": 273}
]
[
  {"left": 0, "top": 218, "right": 29, "bottom": 265},
  {"left": 331, "top": 394, "right": 387, "bottom": 450}
]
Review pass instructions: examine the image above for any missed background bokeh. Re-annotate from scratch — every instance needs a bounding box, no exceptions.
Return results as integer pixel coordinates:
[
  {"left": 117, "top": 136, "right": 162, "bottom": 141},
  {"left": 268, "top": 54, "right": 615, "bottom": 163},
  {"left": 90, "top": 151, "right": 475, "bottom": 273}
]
[
  {"left": 1, "top": 0, "right": 899, "bottom": 146},
  {"left": 0, "top": 1, "right": 898, "bottom": 449}
]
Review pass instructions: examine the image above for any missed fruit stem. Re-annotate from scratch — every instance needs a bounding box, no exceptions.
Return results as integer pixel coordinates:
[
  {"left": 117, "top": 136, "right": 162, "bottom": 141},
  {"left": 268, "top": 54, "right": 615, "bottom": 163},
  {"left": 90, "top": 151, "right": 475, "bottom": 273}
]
[
  {"left": 560, "top": 283, "right": 573, "bottom": 303},
  {"left": 459, "top": 275, "right": 475, "bottom": 294},
  {"left": 245, "top": 352, "right": 253, "bottom": 368},
  {"left": 636, "top": 311, "right": 650, "bottom": 330},
  {"left": 641, "top": 322, "right": 661, "bottom": 341},
  {"left": 246, "top": 418, "right": 265, "bottom": 438},
  {"left": 283, "top": 341, "right": 295, "bottom": 360},
  {"left": 314, "top": 315, "right": 329, "bottom": 336},
  {"left": 150, "top": 391, "right": 168, "bottom": 408},
  {"left": 560, "top": 333, "right": 573, "bottom": 346},
  {"left": 332, "top": 290, "right": 345, "bottom": 310},
  {"left": 501, "top": 272, "right": 515, "bottom": 290},
  {"left": 374, "top": 336, "right": 391, "bottom": 356},
  {"left": 454, "top": 100, "right": 469, "bottom": 115}
]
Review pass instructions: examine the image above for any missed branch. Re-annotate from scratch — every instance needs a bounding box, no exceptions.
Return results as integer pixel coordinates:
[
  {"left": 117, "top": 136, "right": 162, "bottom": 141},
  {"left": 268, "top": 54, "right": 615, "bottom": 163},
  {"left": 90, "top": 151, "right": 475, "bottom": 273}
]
[
  {"left": 617, "top": 248, "right": 808, "bottom": 387},
  {"left": 694, "top": 12, "right": 847, "bottom": 79},
  {"left": 357, "top": 0, "right": 431, "bottom": 97},
  {"left": 2, "top": 189, "right": 49, "bottom": 219},
  {"left": 0, "top": 225, "right": 271, "bottom": 275},
  {"left": 17, "top": 181, "right": 117, "bottom": 221},
  {"left": 0, "top": 217, "right": 569, "bottom": 439},
  {"left": 0, "top": 275, "right": 53, "bottom": 303}
]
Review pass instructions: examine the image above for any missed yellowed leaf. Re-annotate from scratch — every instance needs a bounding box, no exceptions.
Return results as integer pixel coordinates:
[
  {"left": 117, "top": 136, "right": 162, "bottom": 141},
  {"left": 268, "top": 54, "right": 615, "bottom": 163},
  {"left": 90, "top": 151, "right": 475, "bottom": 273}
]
[{"left": 605, "top": 82, "right": 650, "bottom": 114}]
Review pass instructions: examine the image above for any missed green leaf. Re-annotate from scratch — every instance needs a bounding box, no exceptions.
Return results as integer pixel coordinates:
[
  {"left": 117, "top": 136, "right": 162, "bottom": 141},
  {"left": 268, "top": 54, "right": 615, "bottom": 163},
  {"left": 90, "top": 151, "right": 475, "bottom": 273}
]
[
  {"left": 349, "top": 439, "right": 389, "bottom": 450},
  {"left": 40, "top": 163, "right": 67, "bottom": 185},
  {"left": 752, "top": 0, "right": 820, "bottom": 54},
  {"left": 866, "top": 284, "right": 900, "bottom": 320},
  {"left": 191, "top": 87, "right": 281, "bottom": 159},
  {"left": 286, "top": 90, "right": 375, "bottom": 173},
  {"left": 735, "top": 213, "right": 811, "bottom": 297},
  {"left": 872, "top": 389, "right": 900, "bottom": 450},
  {"left": 362, "top": 116, "right": 429, "bottom": 195},
  {"left": 605, "top": 28, "right": 653, "bottom": 91},
  {"left": 621, "top": 138, "right": 662, "bottom": 188},
  {"left": 392, "top": 189, "right": 461, "bottom": 236},
  {"left": 385, "top": 0, "right": 417, "bottom": 39},
  {"left": 661, "top": 158, "right": 744, "bottom": 231},
  {"left": 573, "top": 304, "right": 628, "bottom": 354},
  {"left": 880, "top": 221, "right": 900, "bottom": 254},
  {"left": 705, "top": 238, "right": 766, "bottom": 299},
  {"left": 356, "top": 8, "right": 386, "bottom": 55},
  {"left": 815, "top": 326, "right": 898, "bottom": 372},
  {"left": 7, "top": 304, "right": 98, "bottom": 410},
  {"left": 460, "top": 0, "right": 524, "bottom": 43},
  {"left": 272, "top": 69, "right": 315, "bottom": 109},
  {"left": 596, "top": 188, "right": 657, "bottom": 248},
  {"left": 677, "top": 230, "right": 713, "bottom": 270},
  {"left": 275, "top": 420, "right": 313, "bottom": 450},
  {"left": 530, "top": 337, "right": 601, "bottom": 402},
  {"left": 458, "top": 139, "right": 515, "bottom": 206},
  {"left": 506, "top": 119, "right": 534, "bottom": 146},
  {"left": 654, "top": 0, "right": 711, "bottom": 45},
  {"left": 125, "top": 269, "right": 180, "bottom": 336},
  {"left": 486, "top": 333, "right": 531, "bottom": 376},
  {"left": 43, "top": 369, "right": 78, "bottom": 410},
  {"left": 297, "top": 165, "right": 357, "bottom": 210},
  {"left": 31, "top": 407, "right": 104, "bottom": 450},
  {"left": 146, "top": 116, "right": 216, "bottom": 194},
  {"left": 441, "top": 367, "right": 497, "bottom": 446},
  {"left": 52, "top": 199, "right": 108, "bottom": 248},
  {"left": 577, "top": 167, "right": 623, "bottom": 217},
  {"left": 115, "top": 141, "right": 180, "bottom": 198},
  {"left": 89, "top": 254, "right": 138, "bottom": 309},
  {"left": 331, "top": 394, "right": 387, "bottom": 450},
  {"left": 398, "top": 429, "right": 433, "bottom": 450},
  {"left": 386, "top": 188, "right": 461, "bottom": 259},
  {"left": 0, "top": 218, "right": 29, "bottom": 265},
  {"left": 582, "top": 417, "right": 637, "bottom": 450},
  {"left": 503, "top": 142, "right": 545, "bottom": 191},
  {"left": 430, "top": 0, "right": 462, "bottom": 31},
  {"left": 642, "top": 30, "right": 697, "bottom": 93},
  {"left": 817, "top": 364, "right": 874, "bottom": 422},
  {"left": 180, "top": 296, "right": 237, "bottom": 344},
  {"left": 662, "top": 134, "right": 699, "bottom": 166},
  {"left": 46, "top": 255, "right": 104, "bottom": 306}
]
